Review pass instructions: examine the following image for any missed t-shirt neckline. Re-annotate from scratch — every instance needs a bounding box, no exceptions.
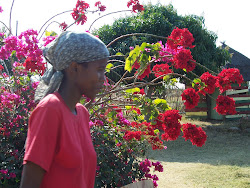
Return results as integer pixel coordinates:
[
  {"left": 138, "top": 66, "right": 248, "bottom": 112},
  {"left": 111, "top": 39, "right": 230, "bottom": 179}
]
[{"left": 54, "top": 92, "right": 79, "bottom": 117}]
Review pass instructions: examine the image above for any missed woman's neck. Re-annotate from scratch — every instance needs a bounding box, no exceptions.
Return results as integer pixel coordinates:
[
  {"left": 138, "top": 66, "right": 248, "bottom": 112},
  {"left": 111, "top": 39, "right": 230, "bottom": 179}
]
[{"left": 58, "top": 83, "right": 81, "bottom": 113}]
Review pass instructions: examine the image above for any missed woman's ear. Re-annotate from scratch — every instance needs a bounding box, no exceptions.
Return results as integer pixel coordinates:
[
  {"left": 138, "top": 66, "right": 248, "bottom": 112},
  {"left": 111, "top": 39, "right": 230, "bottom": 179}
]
[{"left": 68, "top": 62, "right": 78, "bottom": 73}]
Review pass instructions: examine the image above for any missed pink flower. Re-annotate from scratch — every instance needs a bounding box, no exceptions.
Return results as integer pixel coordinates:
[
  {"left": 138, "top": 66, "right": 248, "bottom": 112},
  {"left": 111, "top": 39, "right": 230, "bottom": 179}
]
[{"left": 0, "top": 6, "right": 3, "bottom": 13}]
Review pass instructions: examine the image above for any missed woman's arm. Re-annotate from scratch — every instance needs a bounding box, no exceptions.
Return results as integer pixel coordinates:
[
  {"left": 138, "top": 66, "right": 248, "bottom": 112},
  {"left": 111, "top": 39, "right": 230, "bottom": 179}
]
[{"left": 20, "top": 161, "right": 45, "bottom": 188}]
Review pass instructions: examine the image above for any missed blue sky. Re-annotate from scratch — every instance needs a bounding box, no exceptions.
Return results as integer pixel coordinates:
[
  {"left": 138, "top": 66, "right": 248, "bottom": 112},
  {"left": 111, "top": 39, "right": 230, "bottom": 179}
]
[{"left": 1, "top": 0, "right": 250, "bottom": 58}]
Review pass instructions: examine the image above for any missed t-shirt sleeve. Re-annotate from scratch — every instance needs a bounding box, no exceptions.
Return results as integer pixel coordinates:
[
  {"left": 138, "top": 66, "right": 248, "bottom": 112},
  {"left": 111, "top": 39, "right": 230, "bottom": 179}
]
[{"left": 23, "top": 105, "right": 61, "bottom": 172}]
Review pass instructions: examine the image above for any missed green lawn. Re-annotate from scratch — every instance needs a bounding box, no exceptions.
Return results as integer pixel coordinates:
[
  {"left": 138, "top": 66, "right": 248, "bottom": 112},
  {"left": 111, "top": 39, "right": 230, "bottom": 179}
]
[{"left": 147, "top": 118, "right": 250, "bottom": 188}]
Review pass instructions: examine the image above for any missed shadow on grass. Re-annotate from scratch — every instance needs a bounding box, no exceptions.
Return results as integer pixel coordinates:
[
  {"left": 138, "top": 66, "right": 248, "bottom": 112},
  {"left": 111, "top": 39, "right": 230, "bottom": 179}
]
[{"left": 147, "top": 124, "right": 250, "bottom": 167}]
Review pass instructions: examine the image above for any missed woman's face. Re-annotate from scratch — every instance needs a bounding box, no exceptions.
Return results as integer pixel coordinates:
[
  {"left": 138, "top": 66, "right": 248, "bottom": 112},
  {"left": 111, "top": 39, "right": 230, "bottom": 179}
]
[{"left": 75, "top": 58, "right": 108, "bottom": 100}]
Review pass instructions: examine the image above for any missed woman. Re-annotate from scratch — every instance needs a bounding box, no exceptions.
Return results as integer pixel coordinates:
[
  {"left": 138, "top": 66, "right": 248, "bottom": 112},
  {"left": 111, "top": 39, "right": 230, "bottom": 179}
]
[{"left": 20, "top": 31, "right": 109, "bottom": 188}]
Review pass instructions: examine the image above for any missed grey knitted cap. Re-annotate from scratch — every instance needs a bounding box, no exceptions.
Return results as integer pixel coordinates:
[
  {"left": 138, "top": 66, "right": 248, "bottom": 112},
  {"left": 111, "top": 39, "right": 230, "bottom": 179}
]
[{"left": 34, "top": 31, "right": 109, "bottom": 102}]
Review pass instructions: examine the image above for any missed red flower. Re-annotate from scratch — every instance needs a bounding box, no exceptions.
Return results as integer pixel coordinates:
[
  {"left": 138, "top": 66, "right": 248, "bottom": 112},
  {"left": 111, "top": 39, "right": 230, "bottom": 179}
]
[
  {"left": 215, "top": 95, "right": 236, "bottom": 115},
  {"left": 167, "top": 27, "right": 195, "bottom": 49},
  {"left": 0, "top": 64, "right": 3, "bottom": 71},
  {"left": 23, "top": 57, "right": 46, "bottom": 75},
  {"left": 123, "top": 131, "right": 141, "bottom": 141},
  {"left": 182, "top": 123, "right": 207, "bottom": 147},
  {"left": 132, "top": 61, "right": 140, "bottom": 69},
  {"left": 135, "top": 64, "right": 151, "bottom": 80},
  {"left": 59, "top": 22, "right": 68, "bottom": 31},
  {"left": 155, "top": 110, "right": 182, "bottom": 141},
  {"left": 127, "top": 0, "right": 144, "bottom": 13},
  {"left": 133, "top": 88, "right": 145, "bottom": 95},
  {"left": 95, "top": 1, "right": 106, "bottom": 12},
  {"left": 71, "top": 0, "right": 89, "bottom": 25},
  {"left": 173, "top": 49, "right": 196, "bottom": 72},
  {"left": 181, "top": 88, "right": 200, "bottom": 109},
  {"left": 199, "top": 72, "right": 217, "bottom": 95},
  {"left": 131, "top": 107, "right": 141, "bottom": 114},
  {"left": 152, "top": 63, "right": 172, "bottom": 78},
  {"left": 94, "top": 1, "right": 101, "bottom": 6},
  {"left": 216, "top": 68, "right": 244, "bottom": 93}
]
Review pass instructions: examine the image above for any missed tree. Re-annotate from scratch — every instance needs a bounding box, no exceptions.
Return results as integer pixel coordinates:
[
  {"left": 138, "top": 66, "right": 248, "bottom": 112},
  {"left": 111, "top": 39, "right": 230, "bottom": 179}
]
[{"left": 93, "top": 4, "right": 231, "bottom": 83}]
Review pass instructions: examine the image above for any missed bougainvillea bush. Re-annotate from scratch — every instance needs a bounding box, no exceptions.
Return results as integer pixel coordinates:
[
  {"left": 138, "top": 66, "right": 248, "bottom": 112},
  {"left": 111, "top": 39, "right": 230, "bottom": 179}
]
[{"left": 0, "top": 1, "right": 244, "bottom": 187}]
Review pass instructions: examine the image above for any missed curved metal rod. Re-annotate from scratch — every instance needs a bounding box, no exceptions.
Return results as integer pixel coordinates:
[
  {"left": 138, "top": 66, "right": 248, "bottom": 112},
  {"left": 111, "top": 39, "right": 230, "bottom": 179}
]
[{"left": 9, "top": 0, "right": 15, "bottom": 35}]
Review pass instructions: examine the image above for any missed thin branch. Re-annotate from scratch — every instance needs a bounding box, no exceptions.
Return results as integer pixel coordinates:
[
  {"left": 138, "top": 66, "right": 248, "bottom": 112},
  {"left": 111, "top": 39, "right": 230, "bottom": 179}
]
[
  {"left": 38, "top": 10, "right": 72, "bottom": 36},
  {"left": 88, "top": 10, "right": 131, "bottom": 31},
  {"left": 0, "top": 21, "right": 11, "bottom": 34},
  {"left": 112, "top": 71, "right": 129, "bottom": 90},
  {"left": 38, "top": 21, "right": 61, "bottom": 41},
  {"left": 107, "top": 33, "right": 167, "bottom": 48},
  {"left": 191, "top": 60, "right": 218, "bottom": 75},
  {"left": 97, "top": 81, "right": 164, "bottom": 98}
]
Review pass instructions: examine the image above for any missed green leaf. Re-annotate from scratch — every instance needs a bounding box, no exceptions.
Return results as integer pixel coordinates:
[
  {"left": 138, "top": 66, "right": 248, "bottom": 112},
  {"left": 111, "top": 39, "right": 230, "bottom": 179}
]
[
  {"left": 126, "top": 87, "right": 140, "bottom": 94},
  {"left": 163, "top": 75, "right": 171, "bottom": 82},
  {"left": 170, "top": 78, "right": 177, "bottom": 86},
  {"left": 154, "top": 129, "right": 159, "bottom": 134},
  {"left": 153, "top": 98, "right": 167, "bottom": 105},
  {"left": 115, "top": 52, "right": 124, "bottom": 56},
  {"left": 105, "top": 63, "right": 113, "bottom": 73},
  {"left": 192, "top": 78, "right": 202, "bottom": 88},
  {"left": 125, "top": 46, "right": 140, "bottom": 72},
  {"left": 45, "top": 30, "right": 57, "bottom": 36},
  {"left": 125, "top": 106, "right": 132, "bottom": 110}
]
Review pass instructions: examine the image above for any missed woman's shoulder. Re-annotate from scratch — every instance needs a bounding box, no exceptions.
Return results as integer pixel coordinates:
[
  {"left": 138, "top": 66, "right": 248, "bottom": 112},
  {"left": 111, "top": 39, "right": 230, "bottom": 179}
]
[{"left": 37, "top": 92, "right": 62, "bottom": 108}]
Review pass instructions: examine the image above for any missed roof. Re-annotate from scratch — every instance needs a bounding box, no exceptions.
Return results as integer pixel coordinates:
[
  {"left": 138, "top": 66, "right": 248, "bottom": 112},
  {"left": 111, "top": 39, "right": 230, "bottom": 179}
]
[{"left": 222, "top": 43, "right": 250, "bottom": 81}]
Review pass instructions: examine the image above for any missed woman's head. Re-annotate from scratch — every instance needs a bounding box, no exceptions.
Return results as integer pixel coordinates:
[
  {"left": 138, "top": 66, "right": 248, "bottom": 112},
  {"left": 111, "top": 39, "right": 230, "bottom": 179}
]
[{"left": 35, "top": 31, "right": 109, "bottom": 102}]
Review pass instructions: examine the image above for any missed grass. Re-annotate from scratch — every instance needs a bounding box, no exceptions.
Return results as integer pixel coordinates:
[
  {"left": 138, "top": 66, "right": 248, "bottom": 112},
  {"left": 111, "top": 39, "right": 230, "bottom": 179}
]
[{"left": 146, "top": 117, "right": 250, "bottom": 188}]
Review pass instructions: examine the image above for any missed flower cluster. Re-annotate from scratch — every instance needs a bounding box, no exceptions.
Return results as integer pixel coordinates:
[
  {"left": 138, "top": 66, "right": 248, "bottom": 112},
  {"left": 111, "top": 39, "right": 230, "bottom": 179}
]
[
  {"left": 216, "top": 68, "right": 244, "bottom": 93},
  {"left": 182, "top": 123, "right": 207, "bottom": 147},
  {"left": 117, "top": 112, "right": 131, "bottom": 126},
  {"left": 136, "top": 64, "right": 151, "bottom": 80},
  {"left": 127, "top": 0, "right": 144, "bottom": 13},
  {"left": 0, "top": 29, "right": 45, "bottom": 74},
  {"left": 0, "top": 169, "right": 16, "bottom": 179},
  {"left": 152, "top": 64, "right": 172, "bottom": 78},
  {"left": 173, "top": 48, "right": 196, "bottom": 72},
  {"left": 167, "top": 27, "right": 195, "bottom": 49},
  {"left": 156, "top": 41, "right": 176, "bottom": 63},
  {"left": 71, "top": 0, "right": 89, "bottom": 25},
  {"left": 215, "top": 95, "right": 236, "bottom": 115},
  {"left": 123, "top": 130, "right": 142, "bottom": 140},
  {"left": 181, "top": 88, "right": 200, "bottom": 109},
  {"left": 42, "top": 35, "right": 57, "bottom": 47},
  {"left": 0, "top": 64, "right": 3, "bottom": 71},
  {"left": 95, "top": 1, "right": 106, "bottom": 12},
  {"left": 133, "top": 88, "right": 145, "bottom": 95},
  {"left": 130, "top": 121, "right": 164, "bottom": 150},
  {"left": 0, "top": 6, "right": 3, "bottom": 13},
  {"left": 199, "top": 72, "right": 217, "bottom": 95},
  {"left": 155, "top": 110, "right": 182, "bottom": 141},
  {"left": 59, "top": 22, "right": 68, "bottom": 31},
  {"left": 139, "top": 159, "right": 163, "bottom": 187}
]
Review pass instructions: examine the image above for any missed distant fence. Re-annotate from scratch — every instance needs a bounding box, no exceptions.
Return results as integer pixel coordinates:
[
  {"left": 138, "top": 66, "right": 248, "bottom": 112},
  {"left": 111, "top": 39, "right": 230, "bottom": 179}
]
[
  {"left": 185, "top": 82, "right": 250, "bottom": 120},
  {"left": 225, "top": 82, "right": 250, "bottom": 120}
]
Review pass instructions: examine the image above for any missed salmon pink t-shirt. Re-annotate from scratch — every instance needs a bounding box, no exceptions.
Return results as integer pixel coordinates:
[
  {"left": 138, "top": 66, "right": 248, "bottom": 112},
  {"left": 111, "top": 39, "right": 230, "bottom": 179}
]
[{"left": 23, "top": 92, "right": 97, "bottom": 188}]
